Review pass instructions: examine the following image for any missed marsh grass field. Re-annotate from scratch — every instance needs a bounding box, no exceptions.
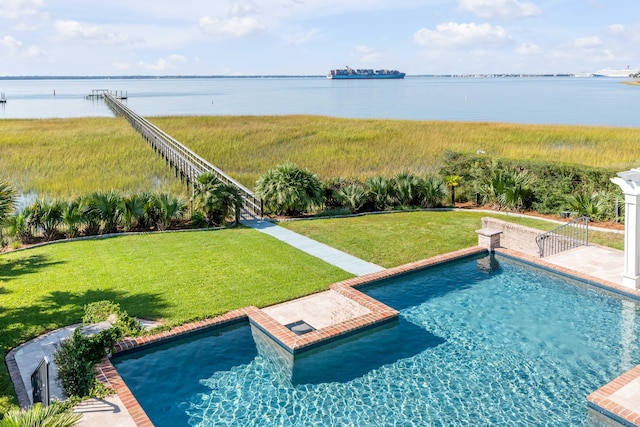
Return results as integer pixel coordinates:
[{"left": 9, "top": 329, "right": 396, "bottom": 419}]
[
  {"left": 150, "top": 116, "right": 640, "bottom": 188},
  {"left": 2, "top": 116, "right": 640, "bottom": 197},
  {"left": 0, "top": 118, "right": 188, "bottom": 199}
]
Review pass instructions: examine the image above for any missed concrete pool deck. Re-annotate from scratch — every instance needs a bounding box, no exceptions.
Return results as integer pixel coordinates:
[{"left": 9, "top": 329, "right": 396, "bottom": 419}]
[{"left": 8, "top": 243, "right": 640, "bottom": 426}]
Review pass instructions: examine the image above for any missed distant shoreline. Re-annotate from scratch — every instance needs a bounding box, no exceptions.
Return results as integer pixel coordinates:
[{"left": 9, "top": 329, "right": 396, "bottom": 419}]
[{"left": 0, "top": 73, "right": 581, "bottom": 80}]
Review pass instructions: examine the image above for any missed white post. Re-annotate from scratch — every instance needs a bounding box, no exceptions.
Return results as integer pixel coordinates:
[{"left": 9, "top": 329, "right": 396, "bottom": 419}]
[{"left": 611, "top": 169, "right": 640, "bottom": 289}]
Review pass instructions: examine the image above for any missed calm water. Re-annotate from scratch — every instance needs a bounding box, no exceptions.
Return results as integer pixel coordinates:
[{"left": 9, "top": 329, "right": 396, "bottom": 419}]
[
  {"left": 113, "top": 254, "right": 640, "bottom": 426},
  {"left": 0, "top": 76, "right": 638, "bottom": 126}
]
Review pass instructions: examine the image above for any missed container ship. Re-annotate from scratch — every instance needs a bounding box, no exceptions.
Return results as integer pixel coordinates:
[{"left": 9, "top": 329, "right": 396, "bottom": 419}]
[{"left": 327, "top": 66, "right": 406, "bottom": 79}]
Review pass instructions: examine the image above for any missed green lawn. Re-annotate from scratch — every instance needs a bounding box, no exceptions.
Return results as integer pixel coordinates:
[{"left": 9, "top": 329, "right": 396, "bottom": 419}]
[
  {"left": 281, "top": 211, "right": 624, "bottom": 267},
  {"left": 0, "top": 227, "right": 352, "bottom": 413},
  {"left": 0, "top": 211, "right": 624, "bottom": 414}
]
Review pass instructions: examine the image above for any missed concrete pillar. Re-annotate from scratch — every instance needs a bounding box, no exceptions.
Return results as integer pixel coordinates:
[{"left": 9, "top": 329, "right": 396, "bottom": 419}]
[
  {"left": 476, "top": 228, "right": 502, "bottom": 251},
  {"left": 611, "top": 169, "right": 640, "bottom": 289}
]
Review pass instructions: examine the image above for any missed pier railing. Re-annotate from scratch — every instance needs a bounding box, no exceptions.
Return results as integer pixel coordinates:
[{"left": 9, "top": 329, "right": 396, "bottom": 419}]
[
  {"left": 535, "top": 216, "right": 589, "bottom": 258},
  {"left": 102, "top": 92, "right": 262, "bottom": 218}
]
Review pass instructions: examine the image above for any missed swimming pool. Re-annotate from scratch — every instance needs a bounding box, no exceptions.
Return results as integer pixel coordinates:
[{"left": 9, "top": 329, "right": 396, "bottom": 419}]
[{"left": 113, "top": 254, "right": 639, "bottom": 426}]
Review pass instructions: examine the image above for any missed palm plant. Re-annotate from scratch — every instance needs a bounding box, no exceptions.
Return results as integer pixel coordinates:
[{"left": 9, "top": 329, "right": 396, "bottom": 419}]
[
  {"left": 86, "top": 191, "right": 122, "bottom": 234},
  {"left": 392, "top": 172, "right": 421, "bottom": 207},
  {"left": 337, "top": 184, "right": 367, "bottom": 212},
  {"left": 192, "top": 172, "right": 243, "bottom": 225},
  {"left": 153, "top": 193, "right": 187, "bottom": 231},
  {"left": 566, "top": 191, "right": 610, "bottom": 221},
  {"left": 79, "top": 196, "right": 101, "bottom": 236},
  {"left": 61, "top": 199, "right": 85, "bottom": 238},
  {"left": 140, "top": 192, "right": 160, "bottom": 230},
  {"left": 255, "top": 164, "right": 323, "bottom": 216},
  {"left": 418, "top": 176, "right": 447, "bottom": 208},
  {"left": 0, "top": 181, "right": 15, "bottom": 225},
  {"left": 119, "top": 194, "right": 146, "bottom": 231},
  {"left": 445, "top": 175, "right": 463, "bottom": 206},
  {"left": 30, "top": 199, "right": 64, "bottom": 241},
  {"left": 498, "top": 171, "right": 533, "bottom": 212},
  {"left": 0, "top": 181, "right": 16, "bottom": 248},
  {"left": 476, "top": 170, "right": 533, "bottom": 211},
  {"left": 323, "top": 177, "right": 349, "bottom": 210},
  {"left": 0, "top": 402, "right": 81, "bottom": 427},
  {"left": 5, "top": 208, "right": 34, "bottom": 244},
  {"left": 364, "top": 176, "right": 392, "bottom": 211}
]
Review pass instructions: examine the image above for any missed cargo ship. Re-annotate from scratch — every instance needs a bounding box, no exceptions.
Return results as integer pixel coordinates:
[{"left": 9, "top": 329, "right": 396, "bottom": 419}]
[{"left": 327, "top": 66, "right": 406, "bottom": 79}]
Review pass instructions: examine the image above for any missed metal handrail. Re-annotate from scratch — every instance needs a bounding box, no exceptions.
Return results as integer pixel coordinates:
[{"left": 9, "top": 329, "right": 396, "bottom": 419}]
[
  {"left": 103, "top": 93, "right": 262, "bottom": 217},
  {"left": 536, "top": 216, "right": 589, "bottom": 257}
]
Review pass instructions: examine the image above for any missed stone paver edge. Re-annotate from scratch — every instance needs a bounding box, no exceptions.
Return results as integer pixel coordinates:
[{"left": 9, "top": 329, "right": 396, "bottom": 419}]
[{"left": 5, "top": 347, "right": 30, "bottom": 409}]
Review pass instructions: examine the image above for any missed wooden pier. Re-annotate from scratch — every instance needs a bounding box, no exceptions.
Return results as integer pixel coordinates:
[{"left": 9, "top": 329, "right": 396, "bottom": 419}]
[
  {"left": 102, "top": 92, "right": 262, "bottom": 218},
  {"left": 85, "top": 89, "right": 127, "bottom": 100}
]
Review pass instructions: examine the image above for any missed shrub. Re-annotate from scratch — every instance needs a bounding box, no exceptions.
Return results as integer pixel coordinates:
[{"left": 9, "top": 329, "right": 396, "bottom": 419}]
[
  {"left": 337, "top": 184, "right": 367, "bottom": 212},
  {"left": 83, "top": 300, "right": 142, "bottom": 337},
  {"left": 54, "top": 327, "right": 121, "bottom": 398},
  {"left": 417, "top": 176, "right": 447, "bottom": 208},
  {"left": 0, "top": 402, "right": 81, "bottom": 427},
  {"left": 364, "top": 176, "right": 392, "bottom": 211},
  {"left": 256, "top": 164, "right": 323, "bottom": 216},
  {"left": 192, "top": 172, "right": 242, "bottom": 226},
  {"left": 391, "top": 172, "right": 422, "bottom": 206}
]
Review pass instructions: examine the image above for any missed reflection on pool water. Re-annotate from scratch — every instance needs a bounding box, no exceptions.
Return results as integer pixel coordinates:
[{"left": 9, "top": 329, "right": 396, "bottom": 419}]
[{"left": 112, "top": 254, "right": 640, "bottom": 426}]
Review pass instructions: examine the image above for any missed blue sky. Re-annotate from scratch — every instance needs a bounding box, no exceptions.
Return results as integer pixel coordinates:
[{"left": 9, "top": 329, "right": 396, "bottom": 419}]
[{"left": 1, "top": 0, "right": 639, "bottom": 76}]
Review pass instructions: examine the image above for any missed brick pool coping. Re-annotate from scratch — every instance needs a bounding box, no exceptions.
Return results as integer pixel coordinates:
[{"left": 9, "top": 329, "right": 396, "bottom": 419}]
[{"left": 97, "top": 245, "right": 640, "bottom": 427}]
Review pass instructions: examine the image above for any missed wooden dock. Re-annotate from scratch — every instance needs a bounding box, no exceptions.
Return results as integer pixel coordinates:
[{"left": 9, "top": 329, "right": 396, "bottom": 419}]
[
  {"left": 85, "top": 89, "right": 127, "bottom": 100},
  {"left": 102, "top": 92, "right": 262, "bottom": 218}
]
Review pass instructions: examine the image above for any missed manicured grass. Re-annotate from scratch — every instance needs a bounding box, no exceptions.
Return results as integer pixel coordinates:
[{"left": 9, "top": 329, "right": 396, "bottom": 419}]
[
  {"left": 0, "top": 118, "right": 187, "bottom": 199},
  {"left": 0, "top": 227, "right": 352, "bottom": 413},
  {"left": 280, "top": 211, "right": 624, "bottom": 267},
  {"left": 151, "top": 116, "right": 640, "bottom": 188}
]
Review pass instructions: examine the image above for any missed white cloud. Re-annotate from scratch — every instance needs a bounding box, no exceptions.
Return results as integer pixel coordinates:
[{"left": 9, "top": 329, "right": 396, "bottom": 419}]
[
  {"left": 516, "top": 42, "right": 541, "bottom": 55},
  {"left": 0, "top": 0, "right": 46, "bottom": 19},
  {"left": 608, "top": 24, "right": 625, "bottom": 34},
  {"left": 230, "top": 0, "right": 262, "bottom": 17},
  {"left": 138, "top": 54, "right": 188, "bottom": 72},
  {"left": 283, "top": 28, "right": 320, "bottom": 45},
  {"left": 458, "top": 0, "right": 541, "bottom": 20},
  {"left": 199, "top": 16, "right": 267, "bottom": 37},
  {"left": 570, "top": 36, "right": 602, "bottom": 49},
  {"left": 0, "top": 34, "right": 44, "bottom": 58},
  {"left": 54, "top": 20, "right": 131, "bottom": 45},
  {"left": 112, "top": 62, "right": 133, "bottom": 71},
  {"left": 414, "top": 22, "right": 512, "bottom": 49},
  {"left": 352, "top": 45, "right": 384, "bottom": 63}
]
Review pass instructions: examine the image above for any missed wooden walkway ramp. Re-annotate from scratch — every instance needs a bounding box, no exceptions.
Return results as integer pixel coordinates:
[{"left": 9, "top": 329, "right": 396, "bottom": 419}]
[{"left": 102, "top": 92, "right": 262, "bottom": 218}]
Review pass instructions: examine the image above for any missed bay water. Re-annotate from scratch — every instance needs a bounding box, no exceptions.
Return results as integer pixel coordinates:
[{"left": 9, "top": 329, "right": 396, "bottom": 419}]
[{"left": 0, "top": 76, "right": 638, "bottom": 127}]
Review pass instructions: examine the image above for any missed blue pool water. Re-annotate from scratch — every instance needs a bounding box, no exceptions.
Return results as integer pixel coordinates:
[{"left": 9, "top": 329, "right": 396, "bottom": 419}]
[{"left": 113, "top": 254, "right": 640, "bottom": 426}]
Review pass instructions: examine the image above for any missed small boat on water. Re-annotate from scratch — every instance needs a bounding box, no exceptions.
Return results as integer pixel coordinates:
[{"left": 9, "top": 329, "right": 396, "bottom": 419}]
[
  {"left": 0, "top": 93, "right": 6, "bottom": 103},
  {"left": 592, "top": 67, "right": 638, "bottom": 78},
  {"left": 328, "top": 66, "right": 405, "bottom": 79}
]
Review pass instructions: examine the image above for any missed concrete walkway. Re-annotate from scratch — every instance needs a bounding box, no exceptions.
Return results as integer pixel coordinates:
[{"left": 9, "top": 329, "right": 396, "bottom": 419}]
[{"left": 242, "top": 219, "right": 385, "bottom": 276}]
